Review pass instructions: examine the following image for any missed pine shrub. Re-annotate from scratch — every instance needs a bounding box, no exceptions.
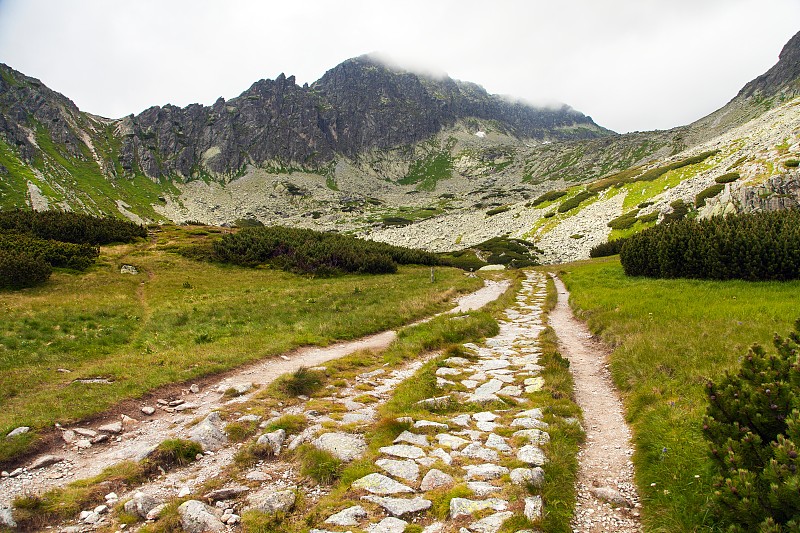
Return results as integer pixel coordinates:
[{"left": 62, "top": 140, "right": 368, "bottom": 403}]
[
  {"left": 0, "top": 209, "right": 146, "bottom": 245},
  {"left": 531, "top": 190, "right": 567, "bottom": 207},
  {"left": 589, "top": 237, "right": 630, "bottom": 258},
  {"left": 619, "top": 210, "right": 800, "bottom": 280},
  {"left": 696, "top": 184, "right": 725, "bottom": 207},
  {"left": 557, "top": 190, "right": 594, "bottom": 213},
  {"left": 0, "top": 251, "right": 52, "bottom": 289},
  {"left": 703, "top": 320, "right": 800, "bottom": 531},
  {"left": 715, "top": 172, "right": 741, "bottom": 184}
]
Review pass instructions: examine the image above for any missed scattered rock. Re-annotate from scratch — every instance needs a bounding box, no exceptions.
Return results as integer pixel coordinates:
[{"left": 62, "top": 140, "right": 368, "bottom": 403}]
[
  {"left": 141, "top": 406, "right": 156, "bottom": 415},
  {"left": 247, "top": 488, "right": 296, "bottom": 514},
  {"left": 257, "top": 428, "right": 286, "bottom": 455},
  {"left": 217, "top": 382, "right": 252, "bottom": 395},
  {"left": 0, "top": 504, "right": 16, "bottom": 528},
  {"left": 472, "top": 412, "right": 499, "bottom": 422},
  {"left": 62, "top": 429, "right": 76, "bottom": 444},
  {"left": 512, "top": 428, "right": 550, "bottom": 445},
  {"left": 97, "top": 421, "right": 123, "bottom": 434},
  {"left": 120, "top": 264, "right": 139, "bottom": 275},
  {"left": 29, "top": 454, "right": 64, "bottom": 469},
  {"left": 178, "top": 500, "right": 225, "bottom": 533},
  {"left": 590, "top": 486, "right": 632, "bottom": 507},
  {"left": 312, "top": 432, "right": 366, "bottom": 461},
  {"left": 457, "top": 443, "right": 500, "bottom": 462},
  {"left": 484, "top": 433, "right": 512, "bottom": 453},
  {"left": 451, "top": 414, "right": 471, "bottom": 427},
  {"left": 146, "top": 503, "right": 168, "bottom": 521},
  {"left": 6, "top": 426, "right": 30, "bottom": 438},
  {"left": 415, "top": 395, "right": 451, "bottom": 408},
  {"left": 189, "top": 412, "right": 228, "bottom": 451},
  {"left": 325, "top": 505, "right": 368, "bottom": 526},
  {"left": 124, "top": 492, "right": 162, "bottom": 519},
  {"left": 413, "top": 420, "right": 449, "bottom": 430},
  {"left": 420, "top": 468, "right": 454, "bottom": 491},
  {"left": 190, "top": 383, "right": 200, "bottom": 393},
  {"left": 352, "top": 473, "right": 414, "bottom": 495},
  {"left": 466, "top": 481, "right": 501, "bottom": 497},
  {"left": 203, "top": 485, "right": 249, "bottom": 501},
  {"left": 429, "top": 447, "right": 453, "bottom": 465},
  {"left": 436, "top": 433, "right": 470, "bottom": 450},
  {"left": 245, "top": 470, "right": 271, "bottom": 482}
]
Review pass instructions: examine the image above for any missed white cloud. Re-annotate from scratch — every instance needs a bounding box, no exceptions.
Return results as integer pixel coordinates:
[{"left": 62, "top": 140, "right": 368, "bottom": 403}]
[{"left": 0, "top": 0, "right": 797, "bottom": 132}]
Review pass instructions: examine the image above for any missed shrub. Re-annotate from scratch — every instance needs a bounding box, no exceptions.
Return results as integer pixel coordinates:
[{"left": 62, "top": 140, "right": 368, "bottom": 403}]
[
  {"left": 0, "top": 232, "right": 99, "bottom": 270},
  {"left": 0, "top": 209, "right": 146, "bottom": 245},
  {"left": 638, "top": 150, "right": 720, "bottom": 182},
  {"left": 695, "top": 184, "right": 725, "bottom": 207},
  {"left": 589, "top": 237, "right": 630, "bottom": 258},
  {"left": 785, "top": 159, "right": 799, "bottom": 168},
  {"left": 620, "top": 210, "right": 800, "bottom": 280},
  {"left": 715, "top": 172, "right": 740, "bottom": 184},
  {"left": 531, "top": 190, "right": 567, "bottom": 207},
  {"left": 607, "top": 210, "right": 640, "bottom": 230},
  {"left": 486, "top": 205, "right": 511, "bottom": 216},
  {"left": 0, "top": 250, "right": 51, "bottom": 289},
  {"left": 294, "top": 444, "right": 342, "bottom": 484},
  {"left": 662, "top": 199, "right": 689, "bottom": 223},
  {"left": 557, "top": 190, "right": 595, "bottom": 213},
  {"left": 209, "top": 226, "right": 438, "bottom": 276},
  {"left": 703, "top": 320, "right": 800, "bottom": 531}
]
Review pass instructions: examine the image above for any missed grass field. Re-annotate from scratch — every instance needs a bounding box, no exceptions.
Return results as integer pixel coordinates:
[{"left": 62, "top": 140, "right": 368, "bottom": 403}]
[
  {"left": 557, "top": 257, "right": 800, "bottom": 532},
  {"left": 0, "top": 225, "right": 481, "bottom": 464}
]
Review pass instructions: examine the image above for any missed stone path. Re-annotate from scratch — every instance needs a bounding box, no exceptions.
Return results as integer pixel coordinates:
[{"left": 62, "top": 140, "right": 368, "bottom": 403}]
[
  {"left": 312, "top": 271, "right": 553, "bottom": 533},
  {"left": 549, "top": 275, "right": 642, "bottom": 533}
]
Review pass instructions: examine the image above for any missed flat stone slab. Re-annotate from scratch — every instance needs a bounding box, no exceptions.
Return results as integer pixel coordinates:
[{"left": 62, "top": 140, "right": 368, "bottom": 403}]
[
  {"left": 366, "top": 517, "right": 408, "bottom": 533},
  {"left": 362, "top": 496, "right": 432, "bottom": 517},
  {"left": 457, "top": 443, "right": 500, "bottom": 462},
  {"left": 436, "top": 433, "right": 470, "bottom": 450},
  {"left": 510, "top": 417, "right": 547, "bottom": 430},
  {"left": 313, "top": 432, "right": 366, "bottom": 462},
  {"left": 517, "top": 445, "right": 547, "bottom": 466},
  {"left": 512, "top": 429, "right": 550, "bottom": 445},
  {"left": 435, "top": 367, "right": 462, "bottom": 376},
  {"left": 451, "top": 414, "right": 472, "bottom": 427},
  {"left": 429, "top": 448, "right": 452, "bottom": 465},
  {"left": 419, "top": 468, "right": 454, "bottom": 491},
  {"left": 474, "top": 379, "right": 504, "bottom": 396},
  {"left": 476, "top": 421, "right": 499, "bottom": 432},
  {"left": 413, "top": 420, "right": 449, "bottom": 430},
  {"left": 449, "top": 497, "right": 508, "bottom": 518},
  {"left": 379, "top": 444, "right": 426, "bottom": 459},
  {"left": 472, "top": 412, "right": 499, "bottom": 422},
  {"left": 393, "top": 431, "right": 428, "bottom": 446},
  {"left": 443, "top": 357, "right": 471, "bottom": 367},
  {"left": 352, "top": 473, "right": 414, "bottom": 495},
  {"left": 485, "top": 433, "right": 512, "bottom": 453},
  {"left": 375, "top": 459, "right": 420, "bottom": 482},
  {"left": 470, "top": 511, "right": 515, "bottom": 533},
  {"left": 464, "top": 463, "right": 509, "bottom": 480},
  {"left": 325, "top": 505, "right": 367, "bottom": 526},
  {"left": 510, "top": 467, "right": 545, "bottom": 488},
  {"left": 467, "top": 481, "right": 502, "bottom": 497}
]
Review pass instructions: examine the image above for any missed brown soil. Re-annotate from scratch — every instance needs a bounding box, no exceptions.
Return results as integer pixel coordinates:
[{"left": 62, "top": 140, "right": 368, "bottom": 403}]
[{"left": 549, "top": 274, "right": 642, "bottom": 532}]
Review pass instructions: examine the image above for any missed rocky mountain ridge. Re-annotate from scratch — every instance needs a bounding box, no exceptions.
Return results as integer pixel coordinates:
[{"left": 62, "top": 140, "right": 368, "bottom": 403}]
[{"left": 1, "top": 31, "right": 800, "bottom": 263}]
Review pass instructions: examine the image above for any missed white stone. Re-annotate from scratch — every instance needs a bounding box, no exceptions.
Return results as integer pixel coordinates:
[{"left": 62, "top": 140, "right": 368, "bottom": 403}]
[
  {"left": 449, "top": 497, "right": 508, "bottom": 518},
  {"left": 361, "top": 496, "right": 432, "bottom": 517},
  {"left": 451, "top": 414, "right": 471, "bottom": 427},
  {"left": 524, "top": 495, "right": 543, "bottom": 521},
  {"left": 484, "top": 433, "right": 512, "bottom": 453},
  {"left": 393, "top": 430, "right": 428, "bottom": 446},
  {"left": 352, "top": 473, "right": 414, "bottom": 495},
  {"left": 375, "top": 459, "right": 420, "bottom": 482},
  {"left": 413, "top": 420, "right": 449, "bottom": 430},
  {"left": 510, "top": 467, "right": 545, "bottom": 488},
  {"left": 469, "top": 511, "right": 515, "bottom": 533},
  {"left": 313, "top": 432, "right": 366, "bottom": 461},
  {"left": 472, "top": 412, "right": 499, "bottom": 422},
  {"left": 379, "top": 444, "right": 426, "bottom": 459},
  {"left": 429, "top": 447, "right": 452, "bottom": 465},
  {"left": 467, "top": 481, "right": 502, "bottom": 497},
  {"left": 457, "top": 443, "right": 499, "bottom": 462},
  {"left": 464, "top": 463, "right": 509, "bottom": 480},
  {"left": 512, "top": 429, "right": 550, "bottom": 445},
  {"left": 436, "top": 433, "right": 470, "bottom": 450},
  {"left": 325, "top": 505, "right": 367, "bottom": 526},
  {"left": 419, "top": 468, "right": 454, "bottom": 491},
  {"left": 366, "top": 517, "right": 408, "bottom": 533},
  {"left": 517, "top": 445, "right": 547, "bottom": 466},
  {"left": 178, "top": 500, "right": 225, "bottom": 533},
  {"left": 6, "top": 426, "right": 30, "bottom": 438}
]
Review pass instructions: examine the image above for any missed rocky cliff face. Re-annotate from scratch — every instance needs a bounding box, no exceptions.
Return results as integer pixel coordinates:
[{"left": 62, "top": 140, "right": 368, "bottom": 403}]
[{"left": 112, "top": 55, "right": 607, "bottom": 181}]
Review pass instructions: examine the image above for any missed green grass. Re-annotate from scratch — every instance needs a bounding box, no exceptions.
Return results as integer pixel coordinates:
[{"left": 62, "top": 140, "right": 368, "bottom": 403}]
[
  {"left": 0, "top": 226, "right": 481, "bottom": 465},
  {"left": 398, "top": 151, "right": 454, "bottom": 191},
  {"left": 560, "top": 257, "right": 800, "bottom": 532}
]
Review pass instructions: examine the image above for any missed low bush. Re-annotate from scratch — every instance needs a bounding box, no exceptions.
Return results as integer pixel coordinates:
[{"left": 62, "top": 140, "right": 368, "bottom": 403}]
[
  {"left": 715, "top": 172, "right": 740, "bottom": 184},
  {"left": 785, "top": 159, "right": 799, "bottom": 168},
  {"left": 294, "top": 444, "right": 342, "bottom": 484},
  {"left": 695, "top": 184, "right": 725, "bottom": 207},
  {"left": 278, "top": 367, "right": 326, "bottom": 397},
  {"left": 486, "top": 205, "right": 511, "bottom": 216},
  {"left": 620, "top": 210, "right": 800, "bottom": 280},
  {"left": 210, "top": 226, "right": 438, "bottom": 275},
  {"left": 0, "top": 250, "right": 52, "bottom": 289},
  {"left": 531, "top": 190, "right": 567, "bottom": 207},
  {"left": 607, "top": 210, "right": 640, "bottom": 230},
  {"left": 557, "top": 190, "right": 595, "bottom": 213},
  {"left": 638, "top": 150, "right": 720, "bottom": 182},
  {"left": 589, "top": 236, "right": 631, "bottom": 258},
  {"left": 663, "top": 199, "right": 689, "bottom": 223},
  {"left": 704, "top": 320, "right": 800, "bottom": 531},
  {"left": 0, "top": 209, "right": 146, "bottom": 245},
  {"left": 0, "top": 232, "right": 99, "bottom": 270}
]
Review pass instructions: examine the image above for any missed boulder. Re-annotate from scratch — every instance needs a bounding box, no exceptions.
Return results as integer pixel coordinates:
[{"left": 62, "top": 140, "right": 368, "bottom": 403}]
[
  {"left": 203, "top": 485, "right": 249, "bottom": 501},
  {"left": 312, "top": 432, "right": 366, "bottom": 461},
  {"left": 352, "top": 473, "right": 414, "bottom": 495},
  {"left": 189, "top": 412, "right": 228, "bottom": 451},
  {"left": 177, "top": 500, "right": 225, "bottom": 533},
  {"left": 256, "top": 428, "right": 286, "bottom": 455},
  {"left": 375, "top": 458, "right": 420, "bottom": 482},
  {"left": 29, "top": 454, "right": 64, "bottom": 469},
  {"left": 324, "top": 505, "right": 368, "bottom": 526},
  {"left": 123, "top": 492, "right": 162, "bottom": 519},
  {"left": 247, "top": 488, "right": 296, "bottom": 514},
  {"left": 449, "top": 497, "right": 508, "bottom": 518},
  {"left": 419, "top": 469, "right": 454, "bottom": 491}
]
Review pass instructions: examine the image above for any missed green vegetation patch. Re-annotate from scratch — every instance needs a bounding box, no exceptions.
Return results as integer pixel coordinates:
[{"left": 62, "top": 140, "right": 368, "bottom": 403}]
[
  {"left": 438, "top": 237, "right": 540, "bottom": 271},
  {"left": 0, "top": 209, "right": 146, "bottom": 245},
  {"left": 530, "top": 190, "right": 567, "bottom": 207},
  {"left": 714, "top": 172, "right": 740, "bottom": 184},
  {"left": 208, "top": 226, "right": 439, "bottom": 275},
  {"left": 398, "top": 150, "right": 454, "bottom": 191},
  {"left": 557, "top": 190, "right": 595, "bottom": 213},
  {"left": 695, "top": 184, "right": 725, "bottom": 207},
  {"left": 561, "top": 257, "right": 800, "bottom": 531},
  {"left": 0, "top": 225, "right": 481, "bottom": 465},
  {"left": 621, "top": 210, "right": 800, "bottom": 280},
  {"left": 785, "top": 159, "right": 799, "bottom": 168}
]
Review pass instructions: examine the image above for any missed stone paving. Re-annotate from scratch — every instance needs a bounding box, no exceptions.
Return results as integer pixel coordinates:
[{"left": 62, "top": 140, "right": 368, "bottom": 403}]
[{"left": 311, "top": 271, "right": 551, "bottom": 533}]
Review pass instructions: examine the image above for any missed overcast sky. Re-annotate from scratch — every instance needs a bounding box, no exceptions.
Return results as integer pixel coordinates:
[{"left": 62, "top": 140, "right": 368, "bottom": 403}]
[{"left": 0, "top": 0, "right": 798, "bottom": 133}]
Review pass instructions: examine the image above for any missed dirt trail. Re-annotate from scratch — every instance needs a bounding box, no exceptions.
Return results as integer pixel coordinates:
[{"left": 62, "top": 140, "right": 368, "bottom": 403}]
[
  {"left": 0, "top": 278, "right": 509, "bottom": 512},
  {"left": 548, "top": 274, "right": 642, "bottom": 532}
]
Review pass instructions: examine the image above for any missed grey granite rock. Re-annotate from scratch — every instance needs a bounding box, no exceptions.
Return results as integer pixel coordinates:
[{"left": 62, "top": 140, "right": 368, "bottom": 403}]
[
  {"left": 313, "top": 432, "right": 366, "bottom": 461},
  {"left": 375, "top": 458, "right": 420, "bottom": 482},
  {"left": 419, "top": 468, "right": 454, "bottom": 491},
  {"left": 352, "top": 473, "right": 414, "bottom": 495},
  {"left": 178, "top": 500, "right": 225, "bottom": 533},
  {"left": 325, "top": 505, "right": 367, "bottom": 526}
]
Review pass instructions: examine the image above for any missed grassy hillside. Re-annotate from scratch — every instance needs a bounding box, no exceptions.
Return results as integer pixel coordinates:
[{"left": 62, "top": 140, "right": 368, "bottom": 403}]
[
  {"left": 0, "top": 225, "right": 481, "bottom": 464},
  {"left": 558, "top": 257, "right": 800, "bottom": 531}
]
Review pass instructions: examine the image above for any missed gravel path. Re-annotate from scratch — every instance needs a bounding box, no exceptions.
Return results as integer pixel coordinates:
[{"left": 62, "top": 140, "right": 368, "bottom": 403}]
[{"left": 548, "top": 274, "right": 642, "bottom": 532}]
